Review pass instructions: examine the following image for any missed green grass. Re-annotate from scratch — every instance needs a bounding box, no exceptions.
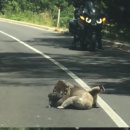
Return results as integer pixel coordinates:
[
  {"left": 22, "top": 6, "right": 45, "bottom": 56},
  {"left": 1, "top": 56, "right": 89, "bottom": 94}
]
[{"left": 1, "top": 11, "right": 54, "bottom": 27}]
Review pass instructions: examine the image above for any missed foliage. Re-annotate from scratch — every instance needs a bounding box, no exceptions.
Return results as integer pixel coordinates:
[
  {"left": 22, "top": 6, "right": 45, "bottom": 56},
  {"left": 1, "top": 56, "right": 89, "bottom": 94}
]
[{"left": 0, "top": 0, "right": 74, "bottom": 27}]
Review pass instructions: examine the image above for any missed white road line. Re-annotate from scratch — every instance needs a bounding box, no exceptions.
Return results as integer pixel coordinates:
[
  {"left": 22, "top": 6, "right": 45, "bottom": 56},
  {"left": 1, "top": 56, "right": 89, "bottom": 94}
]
[{"left": 0, "top": 30, "right": 129, "bottom": 127}]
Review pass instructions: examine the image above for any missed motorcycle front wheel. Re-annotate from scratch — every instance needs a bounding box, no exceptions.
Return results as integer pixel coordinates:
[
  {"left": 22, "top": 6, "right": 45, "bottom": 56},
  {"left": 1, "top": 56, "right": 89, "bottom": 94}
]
[{"left": 90, "top": 33, "right": 97, "bottom": 51}]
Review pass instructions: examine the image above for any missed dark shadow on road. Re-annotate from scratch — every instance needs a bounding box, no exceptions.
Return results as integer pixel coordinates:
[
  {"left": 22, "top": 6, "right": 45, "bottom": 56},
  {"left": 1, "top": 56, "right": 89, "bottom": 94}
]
[
  {"left": 44, "top": 48, "right": 130, "bottom": 96},
  {"left": 0, "top": 52, "right": 70, "bottom": 88},
  {"left": 26, "top": 33, "right": 72, "bottom": 49},
  {"left": 1, "top": 33, "right": 130, "bottom": 95}
]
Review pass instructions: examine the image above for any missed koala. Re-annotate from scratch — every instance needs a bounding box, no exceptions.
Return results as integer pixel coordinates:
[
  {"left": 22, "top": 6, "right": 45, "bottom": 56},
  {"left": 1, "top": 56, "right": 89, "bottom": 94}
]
[{"left": 48, "top": 80, "right": 105, "bottom": 110}]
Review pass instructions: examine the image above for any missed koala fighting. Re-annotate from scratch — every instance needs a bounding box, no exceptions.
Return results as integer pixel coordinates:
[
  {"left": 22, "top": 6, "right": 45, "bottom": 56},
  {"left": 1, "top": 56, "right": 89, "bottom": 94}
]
[{"left": 48, "top": 80, "right": 105, "bottom": 110}]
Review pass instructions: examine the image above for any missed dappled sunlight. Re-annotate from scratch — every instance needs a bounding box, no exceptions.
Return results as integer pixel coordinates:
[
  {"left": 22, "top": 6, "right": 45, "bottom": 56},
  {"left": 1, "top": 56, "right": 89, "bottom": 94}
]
[{"left": 46, "top": 48, "right": 130, "bottom": 95}]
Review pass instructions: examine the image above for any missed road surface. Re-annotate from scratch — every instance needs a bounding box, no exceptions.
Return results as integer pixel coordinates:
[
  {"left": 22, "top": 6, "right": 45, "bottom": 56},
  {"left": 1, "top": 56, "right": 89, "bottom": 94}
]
[{"left": 0, "top": 19, "right": 130, "bottom": 128}]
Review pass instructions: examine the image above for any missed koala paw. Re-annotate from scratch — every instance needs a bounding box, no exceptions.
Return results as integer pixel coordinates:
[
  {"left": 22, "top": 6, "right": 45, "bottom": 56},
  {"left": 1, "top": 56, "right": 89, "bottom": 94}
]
[{"left": 57, "top": 106, "right": 64, "bottom": 109}]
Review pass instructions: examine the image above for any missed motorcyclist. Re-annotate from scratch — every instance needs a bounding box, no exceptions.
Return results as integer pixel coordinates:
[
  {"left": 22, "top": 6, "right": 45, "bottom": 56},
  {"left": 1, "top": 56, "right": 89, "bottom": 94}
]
[{"left": 69, "top": 0, "right": 104, "bottom": 50}]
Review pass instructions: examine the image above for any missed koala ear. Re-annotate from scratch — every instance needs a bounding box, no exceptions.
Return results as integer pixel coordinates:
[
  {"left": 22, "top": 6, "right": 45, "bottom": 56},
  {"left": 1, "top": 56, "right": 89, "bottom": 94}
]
[
  {"left": 99, "top": 84, "right": 105, "bottom": 92},
  {"left": 55, "top": 80, "right": 65, "bottom": 86}
]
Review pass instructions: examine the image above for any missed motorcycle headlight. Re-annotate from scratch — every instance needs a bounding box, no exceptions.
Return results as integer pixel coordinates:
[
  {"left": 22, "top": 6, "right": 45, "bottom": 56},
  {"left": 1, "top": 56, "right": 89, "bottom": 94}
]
[
  {"left": 96, "top": 17, "right": 107, "bottom": 24},
  {"left": 102, "top": 17, "right": 107, "bottom": 23},
  {"left": 80, "top": 16, "right": 92, "bottom": 23},
  {"left": 80, "top": 16, "right": 85, "bottom": 21},
  {"left": 86, "top": 17, "right": 92, "bottom": 23},
  {"left": 96, "top": 18, "right": 102, "bottom": 24}
]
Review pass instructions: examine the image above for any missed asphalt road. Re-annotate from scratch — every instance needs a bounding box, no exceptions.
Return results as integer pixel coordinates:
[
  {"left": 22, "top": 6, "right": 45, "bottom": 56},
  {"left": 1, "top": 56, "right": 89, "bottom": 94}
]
[{"left": 0, "top": 19, "right": 130, "bottom": 128}]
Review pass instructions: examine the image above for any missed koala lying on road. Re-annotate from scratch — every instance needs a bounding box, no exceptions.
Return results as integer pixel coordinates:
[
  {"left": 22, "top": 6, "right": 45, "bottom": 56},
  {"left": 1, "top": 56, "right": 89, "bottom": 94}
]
[{"left": 48, "top": 80, "right": 105, "bottom": 109}]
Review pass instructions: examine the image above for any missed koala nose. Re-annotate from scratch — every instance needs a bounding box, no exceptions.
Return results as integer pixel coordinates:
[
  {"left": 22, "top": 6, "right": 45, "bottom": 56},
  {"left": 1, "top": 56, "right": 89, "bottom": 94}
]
[{"left": 99, "top": 85, "right": 105, "bottom": 92}]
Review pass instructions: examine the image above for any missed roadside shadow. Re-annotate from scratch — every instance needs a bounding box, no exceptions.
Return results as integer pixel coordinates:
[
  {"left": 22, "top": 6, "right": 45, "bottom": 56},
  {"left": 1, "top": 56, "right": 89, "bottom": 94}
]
[
  {"left": 26, "top": 33, "right": 73, "bottom": 49},
  {"left": 46, "top": 49, "right": 130, "bottom": 95},
  {"left": 0, "top": 52, "right": 70, "bottom": 87}
]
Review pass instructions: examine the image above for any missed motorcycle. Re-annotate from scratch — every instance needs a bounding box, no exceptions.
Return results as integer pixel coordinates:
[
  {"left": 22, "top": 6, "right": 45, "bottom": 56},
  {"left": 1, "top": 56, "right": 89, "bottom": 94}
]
[{"left": 69, "top": 0, "right": 107, "bottom": 51}]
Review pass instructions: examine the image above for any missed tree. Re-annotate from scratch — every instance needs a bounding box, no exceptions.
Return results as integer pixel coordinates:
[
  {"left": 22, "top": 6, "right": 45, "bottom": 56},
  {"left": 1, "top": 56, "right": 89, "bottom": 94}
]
[{"left": 103, "top": 0, "right": 130, "bottom": 26}]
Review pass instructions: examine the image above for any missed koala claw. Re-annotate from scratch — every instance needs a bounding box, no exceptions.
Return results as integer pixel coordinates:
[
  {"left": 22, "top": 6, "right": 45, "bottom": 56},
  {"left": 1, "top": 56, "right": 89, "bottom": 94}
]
[{"left": 57, "top": 106, "right": 64, "bottom": 109}]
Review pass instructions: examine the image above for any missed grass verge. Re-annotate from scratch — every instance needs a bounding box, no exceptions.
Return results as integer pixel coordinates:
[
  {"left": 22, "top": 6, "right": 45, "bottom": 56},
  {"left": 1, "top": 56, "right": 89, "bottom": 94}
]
[{"left": 0, "top": 11, "right": 54, "bottom": 27}]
